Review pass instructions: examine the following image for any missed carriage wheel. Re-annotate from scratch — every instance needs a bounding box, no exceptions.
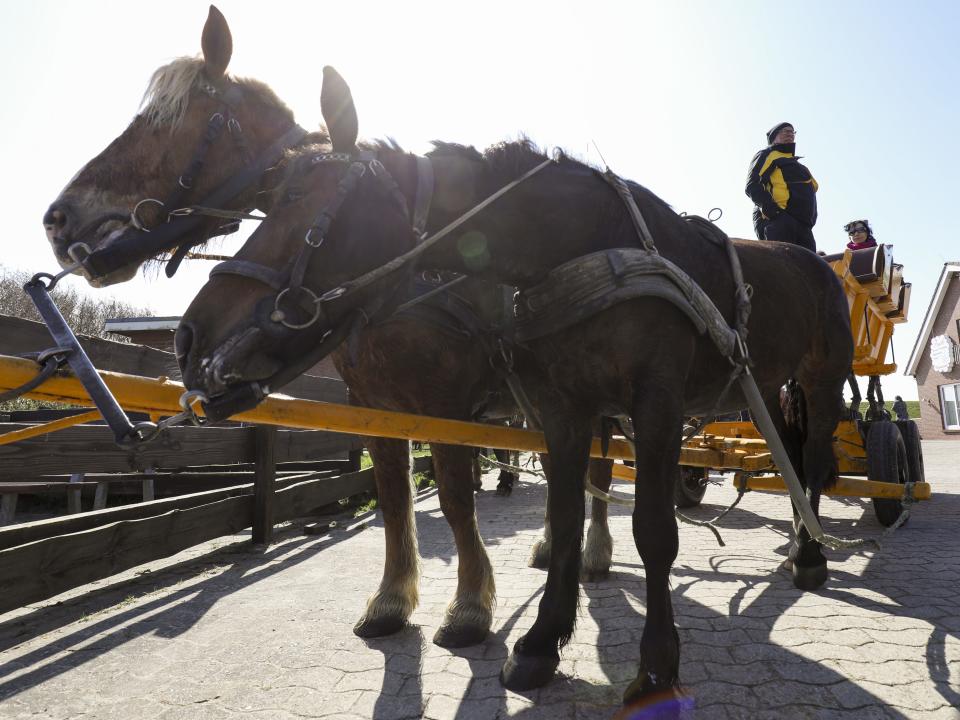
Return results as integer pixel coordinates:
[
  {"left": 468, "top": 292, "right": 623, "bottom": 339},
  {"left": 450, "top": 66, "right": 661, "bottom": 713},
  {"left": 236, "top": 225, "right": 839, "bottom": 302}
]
[
  {"left": 895, "top": 420, "right": 925, "bottom": 485},
  {"left": 674, "top": 466, "right": 708, "bottom": 508},
  {"left": 867, "top": 421, "right": 908, "bottom": 527}
]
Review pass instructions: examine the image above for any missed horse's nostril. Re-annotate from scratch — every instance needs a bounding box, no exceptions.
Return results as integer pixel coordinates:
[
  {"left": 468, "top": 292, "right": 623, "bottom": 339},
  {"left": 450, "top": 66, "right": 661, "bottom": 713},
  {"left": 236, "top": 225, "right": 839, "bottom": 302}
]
[
  {"left": 43, "top": 203, "right": 71, "bottom": 248},
  {"left": 174, "top": 323, "right": 194, "bottom": 364},
  {"left": 43, "top": 205, "right": 67, "bottom": 231}
]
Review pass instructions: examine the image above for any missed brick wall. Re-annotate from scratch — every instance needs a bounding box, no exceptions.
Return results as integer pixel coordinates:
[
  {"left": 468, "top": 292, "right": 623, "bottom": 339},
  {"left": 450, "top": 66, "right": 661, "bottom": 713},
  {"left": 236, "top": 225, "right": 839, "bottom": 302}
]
[{"left": 914, "top": 276, "right": 960, "bottom": 439}]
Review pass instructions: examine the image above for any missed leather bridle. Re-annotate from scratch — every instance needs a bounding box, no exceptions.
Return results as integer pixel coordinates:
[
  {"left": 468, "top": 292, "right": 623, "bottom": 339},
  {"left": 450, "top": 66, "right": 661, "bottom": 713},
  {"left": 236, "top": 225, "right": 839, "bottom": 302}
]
[
  {"left": 198, "top": 149, "right": 552, "bottom": 422},
  {"left": 70, "top": 77, "right": 309, "bottom": 281},
  {"left": 200, "top": 149, "right": 434, "bottom": 421}
]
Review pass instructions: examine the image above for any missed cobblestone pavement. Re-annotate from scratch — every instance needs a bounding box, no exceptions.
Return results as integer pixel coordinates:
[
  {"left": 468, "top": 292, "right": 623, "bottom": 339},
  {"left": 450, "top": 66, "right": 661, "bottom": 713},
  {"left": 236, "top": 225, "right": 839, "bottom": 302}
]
[{"left": 0, "top": 441, "right": 957, "bottom": 719}]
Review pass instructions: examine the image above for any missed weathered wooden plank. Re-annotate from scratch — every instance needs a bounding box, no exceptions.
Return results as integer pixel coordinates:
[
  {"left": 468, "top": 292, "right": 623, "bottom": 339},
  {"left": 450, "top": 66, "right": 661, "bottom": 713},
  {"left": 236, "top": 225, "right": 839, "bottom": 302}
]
[
  {"left": 274, "top": 468, "right": 375, "bottom": 522},
  {"left": 0, "top": 495, "right": 255, "bottom": 614},
  {"left": 0, "top": 484, "right": 253, "bottom": 550},
  {"left": 0, "top": 315, "right": 180, "bottom": 379},
  {"left": 0, "top": 469, "right": 375, "bottom": 612},
  {"left": 252, "top": 426, "right": 277, "bottom": 544},
  {"left": 0, "top": 425, "right": 362, "bottom": 478}
]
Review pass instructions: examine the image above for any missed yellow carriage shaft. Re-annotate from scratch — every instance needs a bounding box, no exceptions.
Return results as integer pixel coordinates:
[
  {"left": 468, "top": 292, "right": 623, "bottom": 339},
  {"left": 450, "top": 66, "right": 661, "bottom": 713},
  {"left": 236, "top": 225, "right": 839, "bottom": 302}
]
[
  {"left": 608, "top": 463, "right": 929, "bottom": 500},
  {"left": 0, "top": 356, "right": 929, "bottom": 501},
  {"left": 728, "top": 474, "right": 930, "bottom": 501},
  {"left": 0, "top": 354, "right": 760, "bottom": 469}
]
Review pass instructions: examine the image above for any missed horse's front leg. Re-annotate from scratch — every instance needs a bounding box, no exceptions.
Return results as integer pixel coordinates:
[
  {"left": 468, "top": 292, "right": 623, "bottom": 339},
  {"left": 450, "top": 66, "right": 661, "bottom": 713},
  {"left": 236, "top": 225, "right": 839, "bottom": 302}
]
[
  {"left": 353, "top": 437, "right": 420, "bottom": 638},
  {"left": 431, "top": 443, "right": 496, "bottom": 647},
  {"left": 501, "top": 411, "right": 591, "bottom": 691},
  {"left": 623, "top": 382, "right": 683, "bottom": 705},
  {"left": 582, "top": 458, "right": 614, "bottom": 581}
]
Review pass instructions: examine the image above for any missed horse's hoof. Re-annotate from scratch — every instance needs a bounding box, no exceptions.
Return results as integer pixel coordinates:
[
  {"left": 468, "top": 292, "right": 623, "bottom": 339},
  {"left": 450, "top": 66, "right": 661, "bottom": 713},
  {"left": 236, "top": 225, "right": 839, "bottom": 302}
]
[
  {"left": 581, "top": 568, "right": 610, "bottom": 583},
  {"left": 495, "top": 483, "right": 513, "bottom": 497},
  {"left": 500, "top": 649, "right": 559, "bottom": 691},
  {"left": 791, "top": 561, "right": 828, "bottom": 591},
  {"left": 528, "top": 539, "right": 551, "bottom": 569},
  {"left": 433, "top": 623, "right": 489, "bottom": 648},
  {"left": 353, "top": 614, "right": 407, "bottom": 639},
  {"left": 622, "top": 672, "right": 686, "bottom": 715}
]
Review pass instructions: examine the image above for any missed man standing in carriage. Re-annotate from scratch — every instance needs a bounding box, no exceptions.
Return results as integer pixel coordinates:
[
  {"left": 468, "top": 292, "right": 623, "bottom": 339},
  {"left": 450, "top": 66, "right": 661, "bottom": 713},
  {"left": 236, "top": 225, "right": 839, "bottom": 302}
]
[{"left": 745, "top": 122, "right": 820, "bottom": 252}]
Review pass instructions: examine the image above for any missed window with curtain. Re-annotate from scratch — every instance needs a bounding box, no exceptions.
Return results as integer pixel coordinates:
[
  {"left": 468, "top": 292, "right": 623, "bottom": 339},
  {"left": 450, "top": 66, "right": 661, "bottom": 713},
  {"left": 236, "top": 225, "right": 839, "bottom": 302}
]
[{"left": 941, "top": 383, "right": 960, "bottom": 430}]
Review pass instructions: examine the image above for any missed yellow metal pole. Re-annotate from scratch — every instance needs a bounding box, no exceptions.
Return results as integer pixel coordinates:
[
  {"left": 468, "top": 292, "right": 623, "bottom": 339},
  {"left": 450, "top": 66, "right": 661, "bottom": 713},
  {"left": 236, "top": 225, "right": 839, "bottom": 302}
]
[
  {"left": 0, "top": 409, "right": 102, "bottom": 446},
  {"left": 0, "top": 356, "right": 779, "bottom": 469},
  {"left": 731, "top": 473, "right": 931, "bottom": 501}
]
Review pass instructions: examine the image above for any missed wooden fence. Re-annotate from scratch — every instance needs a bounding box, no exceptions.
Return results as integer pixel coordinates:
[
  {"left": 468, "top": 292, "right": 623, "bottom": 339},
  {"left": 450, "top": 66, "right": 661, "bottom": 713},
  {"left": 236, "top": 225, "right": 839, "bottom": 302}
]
[{"left": 0, "top": 315, "right": 379, "bottom": 614}]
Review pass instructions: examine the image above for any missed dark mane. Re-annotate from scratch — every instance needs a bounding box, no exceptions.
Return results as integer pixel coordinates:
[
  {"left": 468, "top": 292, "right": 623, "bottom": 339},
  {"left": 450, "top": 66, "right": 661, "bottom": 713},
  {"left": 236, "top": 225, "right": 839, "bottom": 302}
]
[{"left": 430, "top": 137, "right": 674, "bottom": 216}]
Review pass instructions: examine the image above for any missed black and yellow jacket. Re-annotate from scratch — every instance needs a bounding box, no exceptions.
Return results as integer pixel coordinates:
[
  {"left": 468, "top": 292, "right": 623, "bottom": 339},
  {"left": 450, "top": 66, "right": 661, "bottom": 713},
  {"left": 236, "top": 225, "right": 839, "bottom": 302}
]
[{"left": 745, "top": 142, "right": 818, "bottom": 227}]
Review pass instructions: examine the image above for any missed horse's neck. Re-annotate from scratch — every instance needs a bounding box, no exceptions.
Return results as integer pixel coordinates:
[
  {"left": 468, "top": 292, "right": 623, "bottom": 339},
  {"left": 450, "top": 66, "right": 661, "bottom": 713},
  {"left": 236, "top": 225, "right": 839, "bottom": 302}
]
[{"left": 422, "top": 158, "right": 690, "bottom": 286}]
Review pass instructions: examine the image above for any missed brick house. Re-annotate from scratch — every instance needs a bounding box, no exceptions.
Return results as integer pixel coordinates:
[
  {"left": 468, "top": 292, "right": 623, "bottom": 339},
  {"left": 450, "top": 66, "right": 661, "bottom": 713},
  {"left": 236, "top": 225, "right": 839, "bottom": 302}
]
[
  {"left": 103, "top": 317, "right": 343, "bottom": 380},
  {"left": 904, "top": 262, "right": 960, "bottom": 438}
]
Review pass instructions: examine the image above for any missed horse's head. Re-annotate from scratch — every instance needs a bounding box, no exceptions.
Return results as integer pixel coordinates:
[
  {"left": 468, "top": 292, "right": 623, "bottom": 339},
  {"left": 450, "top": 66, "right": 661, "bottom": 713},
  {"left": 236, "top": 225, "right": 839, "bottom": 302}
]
[
  {"left": 178, "top": 67, "right": 428, "bottom": 413},
  {"left": 43, "top": 6, "right": 300, "bottom": 287}
]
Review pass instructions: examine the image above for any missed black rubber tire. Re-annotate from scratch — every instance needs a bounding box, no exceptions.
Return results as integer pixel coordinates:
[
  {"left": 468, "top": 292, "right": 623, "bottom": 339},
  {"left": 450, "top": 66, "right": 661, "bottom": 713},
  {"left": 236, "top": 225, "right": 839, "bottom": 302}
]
[
  {"left": 674, "top": 466, "right": 708, "bottom": 508},
  {"left": 867, "top": 421, "right": 908, "bottom": 527},
  {"left": 895, "top": 420, "right": 925, "bottom": 485}
]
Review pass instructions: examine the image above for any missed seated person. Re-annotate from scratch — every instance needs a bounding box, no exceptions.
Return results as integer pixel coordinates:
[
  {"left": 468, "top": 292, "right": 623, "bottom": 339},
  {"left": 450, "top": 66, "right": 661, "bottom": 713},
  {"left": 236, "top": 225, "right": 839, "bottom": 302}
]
[{"left": 845, "top": 219, "right": 878, "bottom": 250}]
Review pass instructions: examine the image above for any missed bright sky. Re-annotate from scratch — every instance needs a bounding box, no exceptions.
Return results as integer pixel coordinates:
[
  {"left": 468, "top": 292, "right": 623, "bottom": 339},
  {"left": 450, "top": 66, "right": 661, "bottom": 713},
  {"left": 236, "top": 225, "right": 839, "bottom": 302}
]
[{"left": 2, "top": 0, "right": 957, "bottom": 399}]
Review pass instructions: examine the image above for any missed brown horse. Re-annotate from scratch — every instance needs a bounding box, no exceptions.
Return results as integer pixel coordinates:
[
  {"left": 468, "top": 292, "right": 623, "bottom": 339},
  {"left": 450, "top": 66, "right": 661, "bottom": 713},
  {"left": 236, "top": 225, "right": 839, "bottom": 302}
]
[
  {"left": 41, "top": 8, "right": 616, "bottom": 648},
  {"left": 176, "top": 67, "right": 853, "bottom": 705}
]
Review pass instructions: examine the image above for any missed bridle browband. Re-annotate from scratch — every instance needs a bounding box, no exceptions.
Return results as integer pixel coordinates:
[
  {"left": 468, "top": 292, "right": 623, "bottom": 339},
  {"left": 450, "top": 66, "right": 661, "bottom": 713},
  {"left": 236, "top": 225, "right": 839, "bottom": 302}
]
[{"left": 69, "top": 77, "right": 309, "bottom": 281}]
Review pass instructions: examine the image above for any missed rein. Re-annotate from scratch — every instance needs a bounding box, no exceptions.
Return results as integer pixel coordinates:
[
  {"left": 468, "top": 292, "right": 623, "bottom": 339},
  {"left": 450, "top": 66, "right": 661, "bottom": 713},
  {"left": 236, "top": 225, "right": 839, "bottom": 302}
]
[{"left": 73, "top": 79, "right": 309, "bottom": 281}]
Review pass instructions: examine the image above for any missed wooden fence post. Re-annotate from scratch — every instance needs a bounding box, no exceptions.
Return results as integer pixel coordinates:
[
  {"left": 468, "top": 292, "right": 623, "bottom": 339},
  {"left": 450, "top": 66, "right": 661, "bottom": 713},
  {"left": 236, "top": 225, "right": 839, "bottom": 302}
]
[
  {"left": 252, "top": 425, "right": 277, "bottom": 545},
  {"left": 67, "top": 473, "right": 84, "bottom": 514}
]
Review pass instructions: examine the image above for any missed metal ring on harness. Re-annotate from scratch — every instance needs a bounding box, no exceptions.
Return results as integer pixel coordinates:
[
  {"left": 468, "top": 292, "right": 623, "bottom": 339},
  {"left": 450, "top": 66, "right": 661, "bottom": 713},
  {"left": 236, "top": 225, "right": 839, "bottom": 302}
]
[
  {"left": 130, "top": 198, "right": 166, "bottom": 232},
  {"left": 271, "top": 286, "right": 321, "bottom": 329},
  {"left": 29, "top": 243, "right": 92, "bottom": 291},
  {"left": 304, "top": 226, "right": 325, "bottom": 248}
]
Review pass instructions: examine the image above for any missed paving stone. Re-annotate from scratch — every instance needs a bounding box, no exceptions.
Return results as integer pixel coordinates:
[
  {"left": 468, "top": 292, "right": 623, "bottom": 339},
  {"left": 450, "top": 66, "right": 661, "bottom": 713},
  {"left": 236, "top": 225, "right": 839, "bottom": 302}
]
[{"left": 1, "top": 444, "right": 958, "bottom": 718}]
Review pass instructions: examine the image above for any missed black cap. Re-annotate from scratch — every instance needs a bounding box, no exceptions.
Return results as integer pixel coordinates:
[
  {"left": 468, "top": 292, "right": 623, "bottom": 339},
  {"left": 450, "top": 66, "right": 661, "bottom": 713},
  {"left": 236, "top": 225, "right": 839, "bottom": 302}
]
[{"left": 766, "top": 122, "right": 793, "bottom": 145}]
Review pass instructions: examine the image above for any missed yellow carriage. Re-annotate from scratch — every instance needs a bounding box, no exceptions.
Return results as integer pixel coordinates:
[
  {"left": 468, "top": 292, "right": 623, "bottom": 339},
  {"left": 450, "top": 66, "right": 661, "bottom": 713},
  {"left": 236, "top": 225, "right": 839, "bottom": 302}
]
[{"left": 669, "top": 244, "right": 924, "bottom": 525}]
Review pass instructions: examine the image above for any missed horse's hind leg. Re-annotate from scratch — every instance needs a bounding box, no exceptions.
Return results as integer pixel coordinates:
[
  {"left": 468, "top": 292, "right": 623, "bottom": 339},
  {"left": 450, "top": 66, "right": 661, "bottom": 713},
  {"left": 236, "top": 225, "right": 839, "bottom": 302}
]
[
  {"left": 354, "top": 437, "right": 419, "bottom": 638},
  {"left": 582, "top": 458, "right": 614, "bottom": 582},
  {"left": 769, "top": 386, "right": 828, "bottom": 590},
  {"left": 493, "top": 446, "right": 516, "bottom": 496},
  {"left": 528, "top": 453, "right": 552, "bottom": 569},
  {"left": 794, "top": 379, "right": 845, "bottom": 590},
  {"left": 431, "top": 443, "right": 495, "bottom": 647},
  {"left": 623, "top": 383, "right": 682, "bottom": 705}
]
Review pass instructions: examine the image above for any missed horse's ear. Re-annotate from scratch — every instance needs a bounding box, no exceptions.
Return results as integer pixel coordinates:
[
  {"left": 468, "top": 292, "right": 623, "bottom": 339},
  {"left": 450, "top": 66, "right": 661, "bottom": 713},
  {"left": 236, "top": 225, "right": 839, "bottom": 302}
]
[
  {"left": 321, "top": 66, "right": 358, "bottom": 152},
  {"left": 201, "top": 5, "right": 233, "bottom": 79}
]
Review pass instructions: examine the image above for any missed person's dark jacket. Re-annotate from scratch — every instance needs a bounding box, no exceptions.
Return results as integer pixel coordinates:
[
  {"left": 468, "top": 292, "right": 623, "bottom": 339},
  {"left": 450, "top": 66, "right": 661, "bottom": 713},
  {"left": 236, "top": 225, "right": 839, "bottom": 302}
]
[{"left": 745, "top": 142, "right": 819, "bottom": 230}]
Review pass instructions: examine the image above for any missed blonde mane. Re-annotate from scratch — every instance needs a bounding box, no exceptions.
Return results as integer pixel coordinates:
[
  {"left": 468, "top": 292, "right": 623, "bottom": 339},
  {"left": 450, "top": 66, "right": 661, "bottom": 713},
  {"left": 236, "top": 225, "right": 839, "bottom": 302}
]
[
  {"left": 139, "top": 56, "right": 294, "bottom": 133},
  {"left": 140, "top": 57, "right": 207, "bottom": 131}
]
